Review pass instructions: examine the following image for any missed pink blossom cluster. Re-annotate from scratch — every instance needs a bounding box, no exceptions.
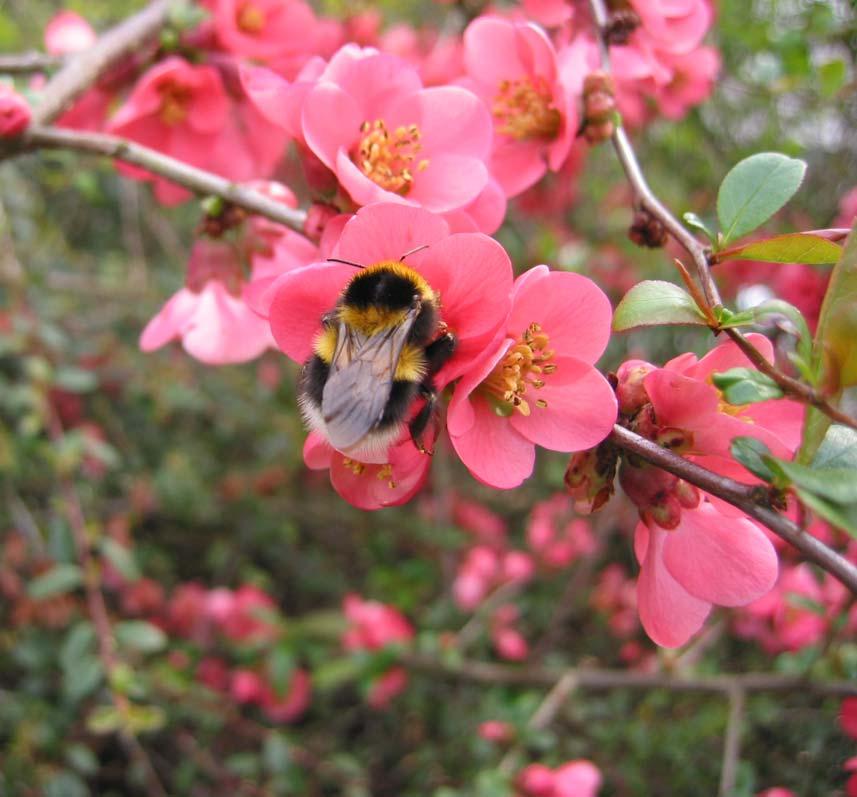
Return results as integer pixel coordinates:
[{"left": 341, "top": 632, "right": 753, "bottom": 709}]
[
  {"left": 566, "top": 335, "right": 804, "bottom": 647},
  {"left": 841, "top": 698, "right": 857, "bottom": 797},
  {"left": 342, "top": 593, "right": 414, "bottom": 708}
]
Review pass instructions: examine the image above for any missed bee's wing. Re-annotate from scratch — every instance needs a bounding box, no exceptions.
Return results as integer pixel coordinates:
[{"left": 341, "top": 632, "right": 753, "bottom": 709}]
[{"left": 321, "top": 307, "right": 419, "bottom": 452}]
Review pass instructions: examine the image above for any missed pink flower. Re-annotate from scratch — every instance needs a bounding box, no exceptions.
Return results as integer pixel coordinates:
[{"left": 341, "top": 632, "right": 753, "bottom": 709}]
[
  {"left": 211, "top": 0, "right": 328, "bottom": 78},
  {"left": 140, "top": 239, "right": 275, "bottom": 364},
  {"left": 526, "top": 494, "right": 597, "bottom": 568},
  {"left": 0, "top": 85, "right": 31, "bottom": 138},
  {"left": 756, "top": 790, "right": 797, "bottom": 797},
  {"left": 592, "top": 564, "right": 639, "bottom": 638},
  {"left": 259, "top": 668, "right": 311, "bottom": 722},
  {"left": 629, "top": 0, "right": 713, "bottom": 55},
  {"left": 841, "top": 697, "right": 857, "bottom": 739},
  {"left": 166, "top": 582, "right": 210, "bottom": 640},
  {"left": 343, "top": 594, "right": 413, "bottom": 706},
  {"left": 654, "top": 46, "right": 720, "bottom": 119},
  {"left": 206, "top": 585, "right": 280, "bottom": 643},
  {"left": 304, "top": 432, "right": 432, "bottom": 510},
  {"left": 461, "top": 17, "right": 578, "bottom": 197},
  {"left": 44, "top": 11, "right": 97, "bottom": 55},
  {"left": 837, "top": 187, "right": 857, "bottom": 226},
  {"left": 108, "top": 57, "right": 283, "bottom": 205},
  {"left": 491, "top": 604, "right": 529, "bottom": 661},
  {"left": 342, "top": 593, "right": 414, "bottom": 651},
  {"left": 517, "top": 764, "right": 556, "bottom": 797},
  {"left": 452, "top": 496, "right": 508, "bottom": 545},
  {"left": 552, "top": 761, "right": 602, "bottom": 797},
  {"left": 300, "top": 45, "right": 493, "bottom": 214},
  {"left": 448, "top": 265, "right": 617, "bottom": 489},
  {"left": 634, "top": 499, "right": 778, "bottom": 647},
  {"left": 478, "top": 720, "right": 515, "bottom": 743},
  {"left": 522, "top": 0, "right": 574, "bottom": 28}
]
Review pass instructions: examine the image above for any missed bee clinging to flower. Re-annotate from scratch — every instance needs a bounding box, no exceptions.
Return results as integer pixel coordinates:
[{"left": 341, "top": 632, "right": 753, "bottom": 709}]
[{"left": 298, "top": 254, "right": 456, "bottom": 460}]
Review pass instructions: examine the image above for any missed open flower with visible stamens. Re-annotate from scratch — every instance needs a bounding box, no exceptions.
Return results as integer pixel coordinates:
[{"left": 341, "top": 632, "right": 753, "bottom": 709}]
[
  {"left": 300, "top": 45, "right": 493, "bottom": 216},
  {"left": 447, "top": 266, "right": 617, "bottom": 489},
  {"left": 460, "top": 17, "right": 577, "bottom": 197}
]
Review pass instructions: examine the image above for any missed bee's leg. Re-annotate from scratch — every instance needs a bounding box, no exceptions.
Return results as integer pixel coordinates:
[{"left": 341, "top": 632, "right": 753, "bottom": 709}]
[
  {"left": 424, "top": 332, "right": 457, "bottom": 377},
  {"left": 410, "top": 383, "right": 438, "bottom": 455},
  {"left": 320, "top": 310, "right": 338, "bottom": 328}
]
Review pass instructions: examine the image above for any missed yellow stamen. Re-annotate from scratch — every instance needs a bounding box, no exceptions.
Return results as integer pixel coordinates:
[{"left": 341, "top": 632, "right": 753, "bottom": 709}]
[
  {"left": 236, "top": 2, "right": 266, "bottom": 33},
  {"left": 354, "top": 120, "right": 428, "bottom": 196},
  {"left": 481, "top": 322, "right": 556, "bottom": 416},
  {"left": 342, "top": 458, "right": 365, "bottom": 476},
  {"left": 158, "top": 84, "right": 191, "bottom": 126},
  {"left": 377, "top": 464, "right": 396, "bottom": 489},
  {"left": 492, "top": 77, "right": 561, "bottom": 141}
]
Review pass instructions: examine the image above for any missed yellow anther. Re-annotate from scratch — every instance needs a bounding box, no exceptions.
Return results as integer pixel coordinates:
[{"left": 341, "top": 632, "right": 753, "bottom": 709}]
[{"left": 492, "top": 77, "right": 561, "bottom": 141}]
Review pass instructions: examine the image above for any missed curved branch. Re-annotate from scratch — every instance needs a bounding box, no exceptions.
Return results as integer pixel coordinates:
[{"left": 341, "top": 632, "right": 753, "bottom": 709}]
[
  {"left": 31, "top": 0, "right": 171, "bottom": 126},
  {"left": 588, "top": 0, "right": 857, "bottom": 432},
  {"left": 9, "top": 125, "right": 307, "bottom": 233},
  {"left": 610, "top": 424, "right": 857, "bottom": 594}
]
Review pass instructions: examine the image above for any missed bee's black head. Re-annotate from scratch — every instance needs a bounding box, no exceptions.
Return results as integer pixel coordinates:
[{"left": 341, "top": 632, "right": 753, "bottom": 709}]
[{"left": 342, "top": 260, "right": 434, "bottom": 311}]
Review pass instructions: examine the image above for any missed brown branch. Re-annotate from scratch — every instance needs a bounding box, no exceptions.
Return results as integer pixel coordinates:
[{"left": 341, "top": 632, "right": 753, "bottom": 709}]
[
  {"left": 31, "top": 0, "right": 171, "bottom": 126},
  {"left": 722, "top": 327, "right": 857, "bottom": 431},
  {"left": 7, "top": 125, "right": 307, "bottom": 233},
  {"left": 719, "top": 686, "right": 745, "bottom": 797},
  {"left": 402, "top": 652, "right": 857, "bottom": 696},
  {"left": 49, "top": 414, "right": 168, "bottom": 797},
  {"left": 587, "top": 0, "right": 857, "bottom": 432},
  {"left": 610, "top": 424, "right": 857, "bottom": 594},
  {"left": 0, "top": 52, "right": 64, "bottom": 74}
]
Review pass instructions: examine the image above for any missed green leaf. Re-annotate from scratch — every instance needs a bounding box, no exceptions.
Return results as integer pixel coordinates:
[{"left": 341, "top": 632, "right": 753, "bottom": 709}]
[
  {"left": 682, "top": 212, "right": 715, "bottom": 242},
  {"left": 717, "top": 153, "right": 807, "bottom": 244},
  {"left": 612, "top": 281, "right": 707, "bottom": 331},
  {"left": 794, "top": 488, "right": 857, "bottom": 537},
  {"left": 775, "top": 460, "right": 857, "bottom": 504},
  {"left": 100, "top": 538, "right": 140, "bottom": 581},
  {"left": 818, "top": 59, "right": 847, "bottom": 97},
  {"left": 812, "top": 424, "right": 857, "bottom": 470},
  {"left": 712, "top": 368, "right": 784, "bottom": 404},
  {"left": 45, "top": 772, "right": 89, "bottom": 797},
  {"left": 716, "top": 233, "right": 841, "bottom": 265},
  {"left": 730, "top": 437, "right": 780, "bottom": 482},
  {"left": 125, "top": 704, "right": 166, "bottom": 734},
  {"left": 115, "top": 620, "right": 167, "bottom": 654},
  {"left": 27, "top": 563, "right": 83, "bottom": 600},
  {"left": 87, "top": 705, "right": 123, "bottom": 734},
  {"left": 63, "top": 655, "right": 104, "bottom": 703}
]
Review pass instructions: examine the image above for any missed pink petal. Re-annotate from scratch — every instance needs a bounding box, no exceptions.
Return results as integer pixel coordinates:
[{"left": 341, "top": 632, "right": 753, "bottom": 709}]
[
  {"left": 385, "top": 86, "right": 492, "bottom": 160},
  {"left": 490, "top": 140, "right": 548, "bottom": 198},
  {"left": 325, "top": 50, "right": 422, "bottom": 116},
  {"left": 140, "top": 289, "right": 198, "bottom": 351},
  {"left": 181, "top": 283, "right": 273, "bottom": 364},
  {"left": 444, "top": 177, "right": 507, "bottom": 235},
  {"left": 302, "top": 83, "right": 362, "bottom": 170},
  {"left": 449, "top": 395, "right": 536, "bottom": 489},
  {"left": 508, "top": 266, "right": 613, "bottom": 364},
  {"left": 553, "top": 761, "right": 602, "bottom": 797},
  {"left": 335, "top": 147, "right": 407, "bottom": 207},
  {"left": 643, "top": 368, "right": 719, "bottom": 430},
  {"left": 636, "top": 523, "right": 711, "bottom": 648},
  {"left": 463, "top": 17, "right": 531, "bottom": 88},
  {"left": 447, "top": 339, "right": 510, "bottom": 437},
  {"left": 416, "top": 233, "right": 513, "bottom": 382},
  {"left": 510, "top": 356, "right": 617, "bottom": 452},
  {"left": 408, "top": 153, "right": 489, "bottom": 213},
  {"left": 239, "top": 63, "right": 296, "bottom": 133},
  {"left": 663, "top": 502, "right": 779, "bottom": 606},
  {"left": 682, "top": 332, "right": 774, "bottom": 381},
  {"left": 303, "top": 433, "right": 333, "bottom": 470},
  {"left": 268, "top": 262, "right": 354, "bottom": 362},
  {"left": 334, "top": 202, "right": 450, "bottom": 266}
]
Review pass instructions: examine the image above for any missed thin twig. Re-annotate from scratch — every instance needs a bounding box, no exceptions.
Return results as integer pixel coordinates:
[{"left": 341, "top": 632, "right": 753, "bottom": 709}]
[
  {"left": 31, "top": 0, "right": 171, "bottom": 126},
  {"left": 719, "top": 686, "right": 745, "bottom": 797},
  {"left": 610, "top": 424, "right": 857, "bottom": 595},
  {"left": 6, "top": 126, "right": 307, "bottom": 232},
  {"left": 0, "top": 52, "right": 64, "bottom": 74},
  {"left": 402, "top": 653, "right": 857, "bottom": 696},
  {"left": 48, "top": 413, "right": 168, "bottom": 797}
]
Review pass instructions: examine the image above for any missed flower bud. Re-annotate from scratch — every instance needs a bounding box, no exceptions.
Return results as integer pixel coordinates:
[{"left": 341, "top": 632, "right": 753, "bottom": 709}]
[
  {"left": 604, "top": 9, "right": 642, "bottom": 45},
  {"left": 0, "top": 86, "right": 31, "bottom": 138},
  {"left": 615, "top": 364, "right": 653, "bottom": 416},
  {"left": 628, "top": 209, "right": 668, "bottom": 248},
  {"left": 303, "top": 202, "right": 339, "bottom": 242},
  {"left": 565, "top": 442, "right": 618, "bottom": 514}
]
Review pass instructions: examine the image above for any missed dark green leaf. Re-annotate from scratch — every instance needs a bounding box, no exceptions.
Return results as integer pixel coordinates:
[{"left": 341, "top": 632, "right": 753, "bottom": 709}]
[
  {"left": 812, "top": 424, "right": 857, "bottom": 470},
  {"left": 27, "top": 563, "right": 83, "bottom": 600},
  {"left": 730, "top": 437, "right": 780, "bottom": 482},
  {"left": 794, "top": 488, "right": 857, "bottom": 538},
  {"left": 712, "top": 368, "right": 784, "bottom": 404},
  {"left": 612, "top": 281, "right": 707, "bottom": 331},
  {"left": 717, "top": 153, "right": 807, "bottom": 244},
  {"left": 775, "top": 460, "right": 857, "bottom": 504}
]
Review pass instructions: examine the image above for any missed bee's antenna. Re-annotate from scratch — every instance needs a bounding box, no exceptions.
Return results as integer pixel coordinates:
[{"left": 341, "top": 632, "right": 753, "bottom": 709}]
[
  {"left": 326, "top": 257, "right": 365, "bottom": 269},
  {"left": 399, "top": 244, "right": 430, "bottom": 261}
]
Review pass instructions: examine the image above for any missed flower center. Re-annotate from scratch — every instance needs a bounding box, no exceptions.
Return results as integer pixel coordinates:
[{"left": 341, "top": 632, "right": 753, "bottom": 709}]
[
  {"left": 492, "top": 77, "right": 561, "bottom": 141},
  {"left": 355, "top": 119, "right": 429, "bottom": 196},
  {"left": 158, "top": 84, "right": 191, "bottom": 126},
  {"left": 341, "top": 458, "right": 365, "bottom": 476},
  {"left": 236, "top": 1, "right": 266, "bottom": 33},
  {"left": 482, "top": 323, "right": 556, "bottom": 416}
]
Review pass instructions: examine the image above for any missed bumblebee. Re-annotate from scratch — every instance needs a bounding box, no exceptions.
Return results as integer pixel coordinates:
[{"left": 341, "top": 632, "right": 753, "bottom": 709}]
[{"left": 298, "top": 258, "right": 456, "bottom": 459}]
